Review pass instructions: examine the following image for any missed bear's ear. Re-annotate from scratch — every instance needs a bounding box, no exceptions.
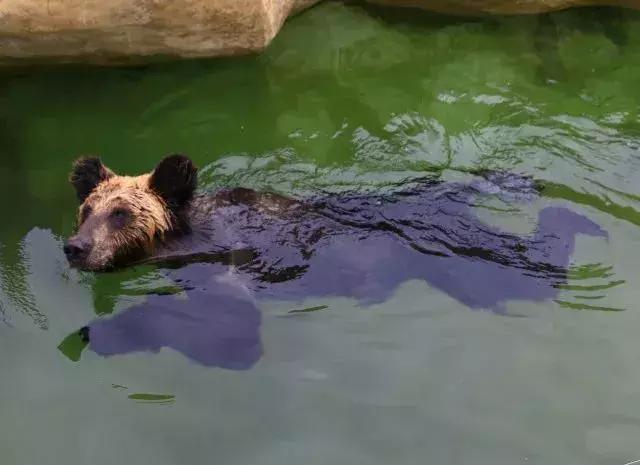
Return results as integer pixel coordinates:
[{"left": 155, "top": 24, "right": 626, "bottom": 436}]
[
  {"left": 149, "top": 154, "right": 198, "bottom": 209},
  {"left": 69, "top": 157, "right": 115, "bottom": 202}
]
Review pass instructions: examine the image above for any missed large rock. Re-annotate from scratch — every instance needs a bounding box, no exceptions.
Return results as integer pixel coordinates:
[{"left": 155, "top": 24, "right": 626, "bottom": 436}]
[
  {"left": 365, "top": 0, "right": 639, "bottom": 15},
  {"left": 0, "top": 0, "right": 321, "bottom": 65},
  {"left": 0, "top": 0, "right": 638, "bottom": 64}
]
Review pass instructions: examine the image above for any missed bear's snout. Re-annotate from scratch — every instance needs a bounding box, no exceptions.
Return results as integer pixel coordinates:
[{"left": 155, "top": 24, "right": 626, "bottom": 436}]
[{"left": 63, "top": 236, "right": 92, "bottom": 265}]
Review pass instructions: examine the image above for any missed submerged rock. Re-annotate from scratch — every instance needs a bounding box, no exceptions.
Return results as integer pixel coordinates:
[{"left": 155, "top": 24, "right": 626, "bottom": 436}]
[{"left": 0, "top": 0, "right": 637, "bottom": 65}]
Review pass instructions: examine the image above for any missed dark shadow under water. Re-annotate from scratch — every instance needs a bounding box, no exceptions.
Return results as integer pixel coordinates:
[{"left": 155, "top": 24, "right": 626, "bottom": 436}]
[{"left": 77, "top": 174, "right": 609, "bottom": 369}]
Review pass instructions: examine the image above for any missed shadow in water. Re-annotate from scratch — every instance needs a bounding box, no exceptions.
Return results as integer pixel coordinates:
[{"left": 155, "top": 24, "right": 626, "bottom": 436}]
[{"left": 55, "top": 172, "right": 614, "bottom": 369}]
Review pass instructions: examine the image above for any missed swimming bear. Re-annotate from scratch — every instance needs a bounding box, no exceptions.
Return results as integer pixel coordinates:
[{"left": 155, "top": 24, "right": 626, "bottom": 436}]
[{"left": 64, "top": 154, "right": 608, "bottom": 368}]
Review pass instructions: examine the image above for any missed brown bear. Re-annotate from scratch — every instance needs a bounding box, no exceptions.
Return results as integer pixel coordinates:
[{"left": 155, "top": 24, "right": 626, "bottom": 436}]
[
  {"left": 65, "top": 154, "right": 298, "bottom": 270},
  {"left": 63, "top": 156, "right": 612, "bottom": 368},
  {"left": 65, "top": 153, "right": 611, "bottom": 316}
]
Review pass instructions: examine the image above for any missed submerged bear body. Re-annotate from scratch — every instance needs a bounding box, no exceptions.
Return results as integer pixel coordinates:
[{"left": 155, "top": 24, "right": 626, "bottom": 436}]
[{"left": 146, "top": 181, "right": 605, "bottom": 309}]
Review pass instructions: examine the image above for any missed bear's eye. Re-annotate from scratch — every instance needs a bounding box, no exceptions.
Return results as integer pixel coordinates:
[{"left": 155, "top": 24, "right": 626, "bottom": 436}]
[
  {"left": 110, "top": 208, "right": 130, "bottom": 227},
  {"left": 80, "top": 206, "right": 92, "bottom": 222}
]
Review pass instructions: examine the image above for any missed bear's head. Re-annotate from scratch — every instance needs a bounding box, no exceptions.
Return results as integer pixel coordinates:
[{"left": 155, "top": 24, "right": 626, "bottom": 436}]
[{"left": 64, "top": 154, "right": 197, "bottom": 271}]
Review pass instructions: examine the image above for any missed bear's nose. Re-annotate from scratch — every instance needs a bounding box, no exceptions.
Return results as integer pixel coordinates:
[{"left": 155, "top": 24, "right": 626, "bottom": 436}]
[{"left": 63, "top": 237, "right": 90, "bottom": 262}]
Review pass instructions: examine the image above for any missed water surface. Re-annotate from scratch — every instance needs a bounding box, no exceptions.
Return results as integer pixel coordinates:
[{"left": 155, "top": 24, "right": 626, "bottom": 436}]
[{"left": 1, "top": 3, "right": 640, "bottom": 464}]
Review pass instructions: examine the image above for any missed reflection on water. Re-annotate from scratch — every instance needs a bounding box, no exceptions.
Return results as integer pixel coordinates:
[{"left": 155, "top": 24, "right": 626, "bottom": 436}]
[{"left": 0, "top": 234, "right": 47, "bottom": 329}]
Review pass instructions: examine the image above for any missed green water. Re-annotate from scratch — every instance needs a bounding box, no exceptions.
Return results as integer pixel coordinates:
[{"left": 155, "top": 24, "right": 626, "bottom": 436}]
[{"left": 2, "top": 2, "right": 640, "bottom": 464}]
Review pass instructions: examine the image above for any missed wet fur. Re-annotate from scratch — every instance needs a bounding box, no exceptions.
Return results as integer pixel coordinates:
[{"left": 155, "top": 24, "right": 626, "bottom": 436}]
[{"left": 68, "top": 155, "right": 196, "bottom": 270}]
